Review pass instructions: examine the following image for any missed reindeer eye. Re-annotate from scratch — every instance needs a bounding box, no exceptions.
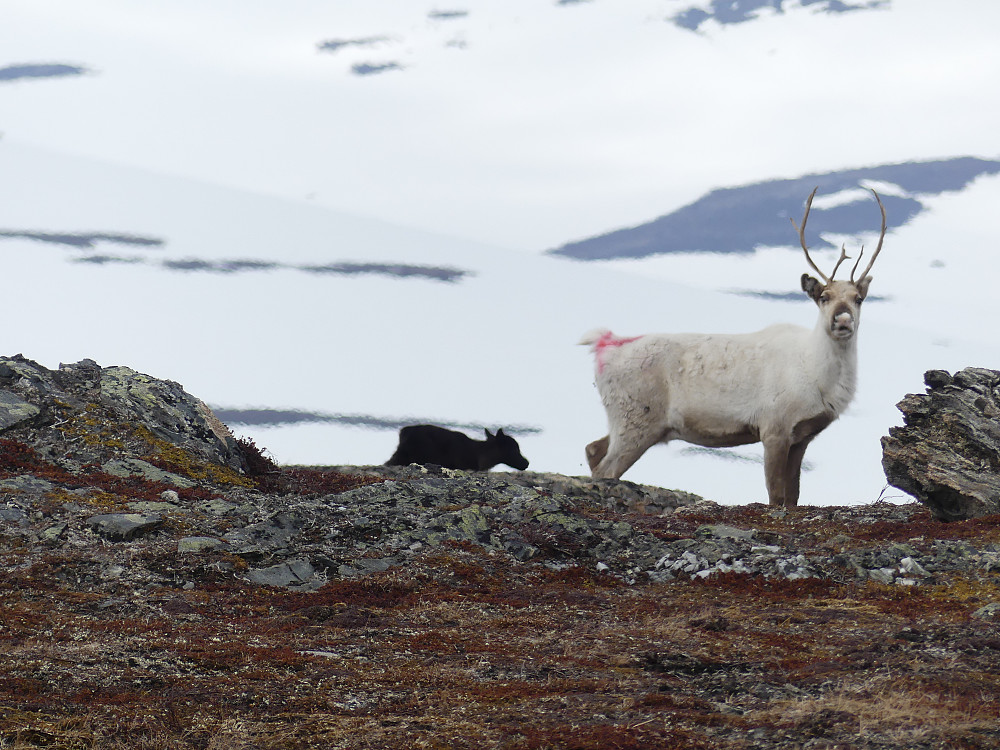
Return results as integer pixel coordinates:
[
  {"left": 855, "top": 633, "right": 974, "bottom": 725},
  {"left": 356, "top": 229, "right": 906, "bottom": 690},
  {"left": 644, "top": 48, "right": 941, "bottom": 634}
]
[
  {"left": 819, "top": 293, "right": 830, "bottom": 303},
  {"left": 855, "top": 296, "right": 863, "bottom": 305}
]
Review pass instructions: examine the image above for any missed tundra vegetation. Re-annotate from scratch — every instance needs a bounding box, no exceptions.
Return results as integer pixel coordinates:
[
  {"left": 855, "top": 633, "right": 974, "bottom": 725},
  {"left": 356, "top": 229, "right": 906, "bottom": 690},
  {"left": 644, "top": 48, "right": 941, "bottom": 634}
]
[{"left": 0, "top": 356, "right": 999, "bottom": 749}]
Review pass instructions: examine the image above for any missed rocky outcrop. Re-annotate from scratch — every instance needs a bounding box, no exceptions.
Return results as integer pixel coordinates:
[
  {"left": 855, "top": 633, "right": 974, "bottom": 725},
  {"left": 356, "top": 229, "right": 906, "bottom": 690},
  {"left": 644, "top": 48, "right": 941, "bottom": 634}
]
[
  {"left": 0, "top": 354, "right": 244, "bottom": 471},
  {"left": 882, "top": 367, "right": 1000, "bottom": 521}
]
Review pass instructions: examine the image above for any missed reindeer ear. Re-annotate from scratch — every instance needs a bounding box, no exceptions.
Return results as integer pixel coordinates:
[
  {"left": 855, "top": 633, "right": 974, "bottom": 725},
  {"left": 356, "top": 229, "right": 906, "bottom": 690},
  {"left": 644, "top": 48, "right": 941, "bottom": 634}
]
[
  {"left": 496, "top": 428, "right": 506, "bottom": 437},
  {"left": 856, "top": 275, "right": 873, "bottom": 301},
  {"left": 801, "top": 273, "right": 824, "bottom": 302},
  {"left": 484, "top": 428, "right": 494, "bottom": 439}
]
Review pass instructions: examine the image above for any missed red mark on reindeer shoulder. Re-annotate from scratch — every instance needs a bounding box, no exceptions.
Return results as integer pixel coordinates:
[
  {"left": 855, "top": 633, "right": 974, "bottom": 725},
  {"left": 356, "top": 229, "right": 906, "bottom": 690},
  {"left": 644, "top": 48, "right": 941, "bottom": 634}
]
[{"left": 594, "top": 332, "right": 642, "bottom": 373}]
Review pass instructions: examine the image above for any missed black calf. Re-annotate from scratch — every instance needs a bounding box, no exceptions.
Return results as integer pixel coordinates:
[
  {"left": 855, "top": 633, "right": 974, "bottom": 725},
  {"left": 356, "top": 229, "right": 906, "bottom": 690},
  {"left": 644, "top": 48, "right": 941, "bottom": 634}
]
[{"left": 386, "top": 425, "right": 529, "bottom": 471}]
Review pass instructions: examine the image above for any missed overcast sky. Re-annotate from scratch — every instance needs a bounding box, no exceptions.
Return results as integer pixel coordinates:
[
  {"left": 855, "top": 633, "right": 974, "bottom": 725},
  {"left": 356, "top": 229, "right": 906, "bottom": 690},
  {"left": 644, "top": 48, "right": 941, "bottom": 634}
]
[{"left": 3, "top": 0, "right": 999, "bottom": 250}]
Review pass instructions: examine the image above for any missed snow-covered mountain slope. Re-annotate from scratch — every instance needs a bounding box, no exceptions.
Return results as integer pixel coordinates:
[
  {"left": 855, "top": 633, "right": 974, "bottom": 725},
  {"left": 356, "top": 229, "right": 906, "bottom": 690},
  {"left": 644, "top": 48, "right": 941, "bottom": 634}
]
[
  {"left": 3, "top": 1, "right": 1000, "bottom": 506},
  {"left": 549, "top": 160, "right": 1000, "bottom": 261},
  {"left": 3, "top": 1, "right": 998, "bottom": 251},
  {"left": 4, "top": 140, "right": 1000, "bottom": 507}
]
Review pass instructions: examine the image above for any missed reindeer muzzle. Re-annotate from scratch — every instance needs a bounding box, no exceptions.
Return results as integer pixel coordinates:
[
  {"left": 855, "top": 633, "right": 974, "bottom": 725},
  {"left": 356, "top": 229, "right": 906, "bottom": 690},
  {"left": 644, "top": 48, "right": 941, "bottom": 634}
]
[{"left": 831, "top": 311, "right": 855, "bottom": 338}]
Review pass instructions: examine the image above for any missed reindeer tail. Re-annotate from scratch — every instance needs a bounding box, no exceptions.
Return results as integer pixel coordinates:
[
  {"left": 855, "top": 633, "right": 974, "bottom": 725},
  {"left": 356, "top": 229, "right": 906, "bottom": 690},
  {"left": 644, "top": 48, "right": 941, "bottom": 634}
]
[{"left": 578, "top": 328, "right": 613, "bottom": 350}]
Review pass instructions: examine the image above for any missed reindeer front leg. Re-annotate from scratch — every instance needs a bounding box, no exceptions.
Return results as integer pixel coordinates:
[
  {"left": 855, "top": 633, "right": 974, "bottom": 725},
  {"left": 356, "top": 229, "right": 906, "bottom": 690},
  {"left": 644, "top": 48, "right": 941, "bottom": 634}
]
[{"left": 762, "top": 434, "right": 792, "bottom": 507}]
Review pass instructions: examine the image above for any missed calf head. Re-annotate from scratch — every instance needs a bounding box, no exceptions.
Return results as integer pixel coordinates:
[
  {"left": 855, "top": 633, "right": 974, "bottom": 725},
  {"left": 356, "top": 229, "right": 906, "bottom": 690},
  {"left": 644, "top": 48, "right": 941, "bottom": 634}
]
[
  {"left": 485, "top": 428, "right": 530, "bottom": 470},
  {"left": 793, "top": 186, "right": 887, "bottom": 343}
]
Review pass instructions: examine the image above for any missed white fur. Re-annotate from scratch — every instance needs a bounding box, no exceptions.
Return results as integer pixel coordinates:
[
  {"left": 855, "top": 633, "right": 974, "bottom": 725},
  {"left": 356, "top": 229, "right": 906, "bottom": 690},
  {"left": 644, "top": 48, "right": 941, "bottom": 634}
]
[{"left": 582, "top": 278, "right": 868, "bottom": 507}]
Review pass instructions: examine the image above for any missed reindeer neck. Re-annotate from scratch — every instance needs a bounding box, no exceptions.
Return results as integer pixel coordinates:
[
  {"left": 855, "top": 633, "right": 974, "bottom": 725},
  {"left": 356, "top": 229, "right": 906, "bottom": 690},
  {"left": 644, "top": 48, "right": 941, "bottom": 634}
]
[{"left": 809, "top": 319, "right": 859, "bottom": 416}]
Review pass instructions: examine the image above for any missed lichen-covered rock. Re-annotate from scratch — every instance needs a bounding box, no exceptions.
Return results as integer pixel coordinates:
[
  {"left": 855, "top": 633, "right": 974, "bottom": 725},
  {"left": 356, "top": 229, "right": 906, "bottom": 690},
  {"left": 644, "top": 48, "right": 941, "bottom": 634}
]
[
  {"left": 247, "top": 558, "right": 320, "bottom": 589},
  {"left": 0, "top": 354, "right": 244, "bottom": 473},
  {"left": 0, "top": 389, "right": 39, "bottom": 430},
  {"left": 882, "top": 367, "right": 1000, "bottom": 520},
  {"left": 99, "top": 365, "right": 240, "bottom": 469},
  {"left": 87, "top": 512, "right": 163, "bottom": 540}
]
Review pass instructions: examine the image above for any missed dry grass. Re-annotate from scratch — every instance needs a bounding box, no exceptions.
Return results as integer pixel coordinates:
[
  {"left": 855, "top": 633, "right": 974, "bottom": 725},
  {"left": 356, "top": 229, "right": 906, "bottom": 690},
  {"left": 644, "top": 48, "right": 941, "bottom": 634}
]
[{"left": 2, "top": 537, "right": 999, "bottom": 750}]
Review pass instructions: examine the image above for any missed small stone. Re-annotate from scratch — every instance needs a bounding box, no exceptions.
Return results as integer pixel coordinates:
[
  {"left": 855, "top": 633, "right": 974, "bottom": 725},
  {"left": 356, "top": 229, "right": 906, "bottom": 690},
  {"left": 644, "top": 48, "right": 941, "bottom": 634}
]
[
  {"left": 899, "top": 556, "right": 930, "bottom": 577},
  {"left": 868, "top": 568, "right": 896, "bottom": 585},
  {"left": 646, "top": 570, "right": 675, "bottom": 583},
  {"left": 87, "top": 513, "right": 163, "bottom": 541},
  {"left": 971, "top": 603, "right": 1000, "bottom": 620},
  {"left": 201, "top": 499, "right": 236, "bottom": 516},
  {"left": 40, "top": 523, "right": 67, "bottom": 541},
  {"left": 178, "top": 536, "right": 223, "bottom": 553},
  {"left": 358, "top": 558, "right": 393, "bottom": 573},
  {"left": 0, "top": 506, "right": 28, "bottom": 526},
  {"left": 101, "top": 565, "right": 125, "bottom": 580},
  {"left": 248, "top": 558, "right": 318, "bottom": 588},
  {"left": 300, "top": 650, "right": 342, "bottom": 659},
  {"left": 128, "top": 501, "right": 182, "bottom": 513}
]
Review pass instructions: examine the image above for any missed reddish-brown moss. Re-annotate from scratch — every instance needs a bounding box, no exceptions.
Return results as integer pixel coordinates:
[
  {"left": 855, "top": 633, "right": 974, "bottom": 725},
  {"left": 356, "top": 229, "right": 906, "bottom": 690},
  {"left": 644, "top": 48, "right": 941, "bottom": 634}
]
[
  {"left": 0, "top": 438, "right": 80, "bottom": 485},
  {"left": 236, "top": 438, "right": 385, "bottom": 496}
]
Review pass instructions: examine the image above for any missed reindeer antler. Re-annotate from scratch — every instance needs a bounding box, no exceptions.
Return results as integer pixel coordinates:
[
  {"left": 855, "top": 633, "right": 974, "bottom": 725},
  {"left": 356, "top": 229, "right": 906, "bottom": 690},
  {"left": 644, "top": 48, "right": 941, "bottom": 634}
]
[
  {"left": 791, "top": 187, "right": 835, "bottom": 284},
  {"left": 829, "top": 244, "right": 851, "bottom": 281},
  {"left": 851, "top": 189, "right": 887, "bottom": 282}
]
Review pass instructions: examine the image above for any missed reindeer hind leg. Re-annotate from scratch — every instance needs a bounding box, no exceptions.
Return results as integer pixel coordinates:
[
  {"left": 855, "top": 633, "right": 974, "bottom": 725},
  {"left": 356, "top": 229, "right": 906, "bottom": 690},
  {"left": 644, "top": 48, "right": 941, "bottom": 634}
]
[
  {"left": 592, "top": 430, "right": 661, "bottom": 480},
  {"left": 585, "top": 435, "right": 610, "bottom": 472},
  {"left": 782, "top": 438, "right": 815, "bottom": 508}
]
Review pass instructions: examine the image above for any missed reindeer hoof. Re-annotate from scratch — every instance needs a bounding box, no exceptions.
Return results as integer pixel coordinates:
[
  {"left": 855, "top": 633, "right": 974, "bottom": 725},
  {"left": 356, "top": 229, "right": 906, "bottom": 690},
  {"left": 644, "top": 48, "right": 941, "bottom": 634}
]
[{"left": 585, "top": 436, "right": 610, "bottom": 472}]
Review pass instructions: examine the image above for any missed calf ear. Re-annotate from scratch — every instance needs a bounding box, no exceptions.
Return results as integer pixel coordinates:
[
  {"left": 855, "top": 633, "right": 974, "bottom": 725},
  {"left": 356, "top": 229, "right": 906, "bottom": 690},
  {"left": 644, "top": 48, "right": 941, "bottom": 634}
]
[
  {"left": 484, "top": 428, "right": 494, "bottom": 439},
  {"left": 496, "top": 428, "right": 506, "bottom": 437},
  {"left": 801, "top": 273, "right": 824, "bottom": 302}
]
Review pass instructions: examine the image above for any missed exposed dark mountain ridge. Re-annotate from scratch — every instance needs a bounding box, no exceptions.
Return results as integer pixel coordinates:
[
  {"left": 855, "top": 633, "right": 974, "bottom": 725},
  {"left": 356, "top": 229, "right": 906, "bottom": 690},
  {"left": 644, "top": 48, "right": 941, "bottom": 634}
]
[
  {"left": 315, "top": 0, "right": 890, "bottom": 76},
  {"left": 0, "top": 231, "right": 470, "bottom": 282},
  {"left": 214, "top": 407, "right": 541, "bottom": 434},
  {"left": 673, "top": 0, "right": 889, "bottom": 32},
  {"left": 550, "top": 157, "right": 1000, "bottom": 261},
  {"left": 0, "top": 63, "right": 89, "bottom": 82},
  {"left": 0, "top": 231, "right": 163, "bottom": 249}
]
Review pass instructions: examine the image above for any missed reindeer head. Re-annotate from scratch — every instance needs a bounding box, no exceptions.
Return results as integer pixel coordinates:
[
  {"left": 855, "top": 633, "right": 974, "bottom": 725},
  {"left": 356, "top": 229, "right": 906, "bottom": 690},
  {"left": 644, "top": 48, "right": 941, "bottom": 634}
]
[{"left": 792, "top": 187, "right": 887, "bottom": 342}]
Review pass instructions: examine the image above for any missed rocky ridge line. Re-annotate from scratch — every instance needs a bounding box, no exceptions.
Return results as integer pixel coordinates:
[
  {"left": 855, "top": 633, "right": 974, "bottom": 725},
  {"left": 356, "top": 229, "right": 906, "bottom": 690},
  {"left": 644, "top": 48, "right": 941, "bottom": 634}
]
[{"left": 0, "top": 355, "right": 997, "bottom": 605}]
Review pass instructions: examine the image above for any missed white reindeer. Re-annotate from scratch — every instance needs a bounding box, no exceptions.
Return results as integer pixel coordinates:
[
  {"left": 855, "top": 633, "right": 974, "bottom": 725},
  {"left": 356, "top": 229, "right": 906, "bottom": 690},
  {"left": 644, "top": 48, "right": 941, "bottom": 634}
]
[{"left": 581, "top": 187, "right": 887, "bottom": 507}]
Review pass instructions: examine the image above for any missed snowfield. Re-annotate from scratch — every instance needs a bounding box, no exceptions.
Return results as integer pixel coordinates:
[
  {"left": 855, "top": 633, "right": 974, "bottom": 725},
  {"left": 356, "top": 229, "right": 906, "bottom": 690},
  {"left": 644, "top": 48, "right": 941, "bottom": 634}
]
[{"left": 2, "top": 0, "right": 999, "bottom": 505}]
